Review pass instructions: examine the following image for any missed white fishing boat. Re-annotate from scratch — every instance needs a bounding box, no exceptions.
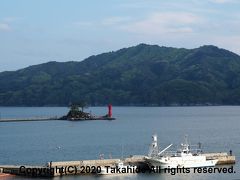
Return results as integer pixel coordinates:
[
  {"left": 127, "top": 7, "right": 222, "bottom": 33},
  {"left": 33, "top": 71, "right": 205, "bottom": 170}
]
[{"left": 145, "top": 134, "right": 218, "bottom": 169}]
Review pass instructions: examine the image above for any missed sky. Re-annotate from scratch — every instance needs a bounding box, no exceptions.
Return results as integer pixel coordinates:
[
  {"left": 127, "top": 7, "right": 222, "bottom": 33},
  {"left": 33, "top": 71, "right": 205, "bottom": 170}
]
[{"left": 0, "top": 0, "right": 240, "bottom": 72}]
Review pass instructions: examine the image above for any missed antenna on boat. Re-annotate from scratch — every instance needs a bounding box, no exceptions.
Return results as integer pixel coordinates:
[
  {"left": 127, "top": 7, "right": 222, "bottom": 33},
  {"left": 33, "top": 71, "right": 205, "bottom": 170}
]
[
  {"left": 158, "top": 144, "right": 173, "bottom": 155},
  {"left": 184, "top": 134, "right": 189, "bottom": 145},
  {"left": 197, "top": 142, "right": 202, "bottom": 153},
  {"left": 197, "top": 135, "right": 203, "bottom": 153},
  {"left": 120, "top": 139, "right": 124, "bottom": 160},
  {"left": 121, "top": 143, "right": 123, "bottom": 159}
]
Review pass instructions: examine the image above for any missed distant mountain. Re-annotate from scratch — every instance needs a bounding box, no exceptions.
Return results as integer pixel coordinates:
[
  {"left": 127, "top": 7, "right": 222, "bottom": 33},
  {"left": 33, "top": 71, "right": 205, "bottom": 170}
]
[{"left": 1, "top": 44, "right": 240, "bottom": 106}]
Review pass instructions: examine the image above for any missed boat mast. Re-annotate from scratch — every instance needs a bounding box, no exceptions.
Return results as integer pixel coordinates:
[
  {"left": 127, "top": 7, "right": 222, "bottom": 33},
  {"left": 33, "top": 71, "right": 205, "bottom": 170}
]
[
  {"left": 148, "top": 134, "right": 159, "bottom": 157},
  {"left": 181, "top": 135, "right": 190, "bottom": 154}
]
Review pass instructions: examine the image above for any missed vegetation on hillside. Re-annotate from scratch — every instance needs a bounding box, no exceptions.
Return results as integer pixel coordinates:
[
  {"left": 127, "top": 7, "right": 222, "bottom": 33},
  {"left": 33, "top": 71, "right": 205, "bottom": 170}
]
[{"left": 0, "top": 44, "right": 240, "bottom": 106}]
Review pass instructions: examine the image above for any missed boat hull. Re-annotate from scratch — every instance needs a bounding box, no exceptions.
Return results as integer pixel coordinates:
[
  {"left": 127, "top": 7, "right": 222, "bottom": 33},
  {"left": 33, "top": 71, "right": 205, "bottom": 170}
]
[{"left": 146, "top": 156, "right": 218, "bottom": 169}]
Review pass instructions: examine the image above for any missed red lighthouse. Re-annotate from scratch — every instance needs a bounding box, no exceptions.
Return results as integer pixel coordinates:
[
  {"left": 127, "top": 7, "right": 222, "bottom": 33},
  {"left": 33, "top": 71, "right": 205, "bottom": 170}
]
[{"left": 108, "top": 104, "right": 112, "bottom": 118}]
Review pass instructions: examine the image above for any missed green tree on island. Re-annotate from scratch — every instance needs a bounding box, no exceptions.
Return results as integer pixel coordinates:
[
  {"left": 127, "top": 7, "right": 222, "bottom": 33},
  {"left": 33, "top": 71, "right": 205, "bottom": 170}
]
[{"left": 70, "top": 101, "right": 88, "bottom": 112}]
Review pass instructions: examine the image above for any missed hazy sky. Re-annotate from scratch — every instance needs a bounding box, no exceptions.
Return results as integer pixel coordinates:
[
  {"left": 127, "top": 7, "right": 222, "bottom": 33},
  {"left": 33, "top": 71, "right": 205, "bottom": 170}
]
[{"left": 0, "top": 0, "right": 240, "bottom": 72}]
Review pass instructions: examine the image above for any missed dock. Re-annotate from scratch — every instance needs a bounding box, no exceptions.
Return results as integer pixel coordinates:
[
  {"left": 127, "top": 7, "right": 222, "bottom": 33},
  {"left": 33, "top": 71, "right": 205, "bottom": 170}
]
[
  {"left": 0, "top": 117, "right": 59, "bottom": 122},
  {"left": 203, "top": 152, "right": 236, "bottom": 165},
  {"left": 0, "top": 153, "right": 236, "bottom": 177},
  {"left": 0, "top": 117, "right": 115, "bottom": 122}
]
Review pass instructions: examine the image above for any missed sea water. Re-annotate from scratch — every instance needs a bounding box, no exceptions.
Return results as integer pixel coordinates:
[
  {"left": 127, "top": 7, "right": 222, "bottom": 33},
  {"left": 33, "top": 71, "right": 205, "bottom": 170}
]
[{"left": 0, "top": 106, "right": 239, "bottom": 179}]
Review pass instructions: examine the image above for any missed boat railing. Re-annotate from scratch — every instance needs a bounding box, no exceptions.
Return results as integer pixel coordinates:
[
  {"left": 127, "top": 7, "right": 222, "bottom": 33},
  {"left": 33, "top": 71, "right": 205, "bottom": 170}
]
[
  {"left": 161, "top": 147, "right": 203, "bottom": 157},
  {"left": 177, "top": 144, "right": 202, "bottom": 153}
]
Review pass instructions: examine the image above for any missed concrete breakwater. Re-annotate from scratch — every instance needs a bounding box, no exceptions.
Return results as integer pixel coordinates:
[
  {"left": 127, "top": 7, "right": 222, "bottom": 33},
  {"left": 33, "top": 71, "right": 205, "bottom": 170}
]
[
  {"left": 0, "top": 153, "right": 236, "bottom": 177},
  {"left": 203, "top": 152, "right": 236, "bottom": 165},
  {"left": 0, "top": 117, "right": 59, "bottom": 122},
  {"left": 0, "top": 116, "right": 115, "bottom": 122},
  {"left": 0, "top": 105, "right": 116, "bottom": 122}
]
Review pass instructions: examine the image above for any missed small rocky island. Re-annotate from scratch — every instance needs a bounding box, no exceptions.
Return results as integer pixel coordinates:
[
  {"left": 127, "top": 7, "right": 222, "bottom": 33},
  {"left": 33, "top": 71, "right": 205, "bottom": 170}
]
[{"left": 59, "top": 104, "right": 116, "bottom": 121}]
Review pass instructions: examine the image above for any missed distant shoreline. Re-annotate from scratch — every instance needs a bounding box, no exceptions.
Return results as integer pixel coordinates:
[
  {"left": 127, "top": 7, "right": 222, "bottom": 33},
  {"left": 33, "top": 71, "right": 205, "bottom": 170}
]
[{"left": 1, "top": 104, "right": 240, "bottom": 108}]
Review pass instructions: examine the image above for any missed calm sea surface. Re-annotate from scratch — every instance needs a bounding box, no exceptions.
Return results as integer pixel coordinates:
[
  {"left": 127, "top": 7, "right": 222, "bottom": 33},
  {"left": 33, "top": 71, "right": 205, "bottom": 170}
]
[{"left": 0, "top": 106, "right": 239, "bottom": 180}]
